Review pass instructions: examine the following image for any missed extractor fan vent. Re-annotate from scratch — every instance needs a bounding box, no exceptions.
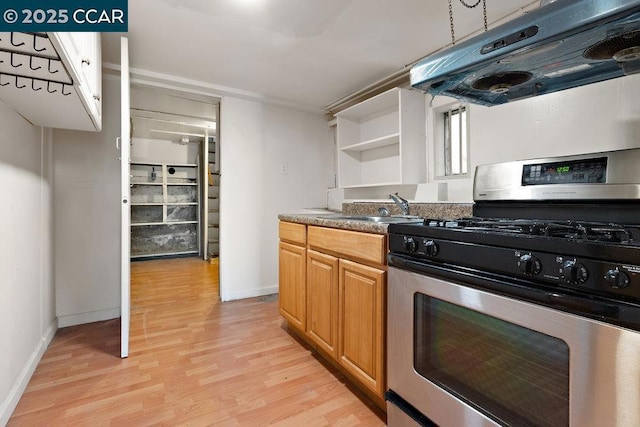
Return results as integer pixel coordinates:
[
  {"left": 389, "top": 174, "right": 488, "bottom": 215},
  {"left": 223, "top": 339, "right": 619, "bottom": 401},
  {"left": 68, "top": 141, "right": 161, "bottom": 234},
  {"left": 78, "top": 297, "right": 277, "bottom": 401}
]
[
  {"left": 584, "top": 29, "right": 640, "bottom": 61},
  {"left": 471, "top": 72, "right": 532, "bottom": 93},
  {"left": 410, "top": 0, "right": 640, "bottom": 106}
]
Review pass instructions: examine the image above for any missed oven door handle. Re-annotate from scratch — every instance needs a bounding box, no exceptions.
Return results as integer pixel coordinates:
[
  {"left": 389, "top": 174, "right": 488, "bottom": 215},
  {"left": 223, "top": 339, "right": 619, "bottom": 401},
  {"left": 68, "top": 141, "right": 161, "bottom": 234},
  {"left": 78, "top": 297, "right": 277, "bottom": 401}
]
[{"left": 388, "top": 253, "right": 640, "bottom": 331}]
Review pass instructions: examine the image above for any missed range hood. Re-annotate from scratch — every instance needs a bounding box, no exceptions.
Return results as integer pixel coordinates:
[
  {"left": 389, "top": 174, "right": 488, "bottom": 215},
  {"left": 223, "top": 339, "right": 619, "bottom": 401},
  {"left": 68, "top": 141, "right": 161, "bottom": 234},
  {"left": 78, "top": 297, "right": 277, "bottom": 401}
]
[{"left": 410, "top": 0, "right": 640, "bottom": 106}]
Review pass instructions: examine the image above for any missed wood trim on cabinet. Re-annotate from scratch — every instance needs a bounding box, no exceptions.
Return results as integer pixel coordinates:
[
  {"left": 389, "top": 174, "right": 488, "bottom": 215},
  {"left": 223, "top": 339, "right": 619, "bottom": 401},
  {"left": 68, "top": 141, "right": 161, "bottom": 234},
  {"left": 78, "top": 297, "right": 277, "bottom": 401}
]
[
  {"left": 278, "top": 241, "right": 306, "bottom": 332},
  {"left": 308, "top": 226, "right": 386, "bottom": 265},
  {"left": 306, "top": 250, "right": 339, "bottom": 360},
  {"left": 338, "top": 259, "right": 386, "bottom": 399},
  {"left": 279, "top": 221, "right": 306, "bottom": 245}
]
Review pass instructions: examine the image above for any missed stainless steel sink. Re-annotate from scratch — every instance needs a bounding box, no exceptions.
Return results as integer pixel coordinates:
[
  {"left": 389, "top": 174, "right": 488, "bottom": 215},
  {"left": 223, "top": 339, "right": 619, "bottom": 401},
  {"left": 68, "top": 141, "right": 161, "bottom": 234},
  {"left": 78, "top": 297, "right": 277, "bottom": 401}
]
[{"left": 321, "top": 215, "right": 423, "bottom": 223}]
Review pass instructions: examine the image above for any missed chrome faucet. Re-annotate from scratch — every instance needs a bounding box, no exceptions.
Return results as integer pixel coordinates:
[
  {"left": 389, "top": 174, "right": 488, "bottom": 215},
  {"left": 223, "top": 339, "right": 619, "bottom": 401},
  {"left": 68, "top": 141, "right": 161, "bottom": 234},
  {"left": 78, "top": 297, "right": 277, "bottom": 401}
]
[{"left": 389, "top": 193, "right": 410, "bottom": 216}]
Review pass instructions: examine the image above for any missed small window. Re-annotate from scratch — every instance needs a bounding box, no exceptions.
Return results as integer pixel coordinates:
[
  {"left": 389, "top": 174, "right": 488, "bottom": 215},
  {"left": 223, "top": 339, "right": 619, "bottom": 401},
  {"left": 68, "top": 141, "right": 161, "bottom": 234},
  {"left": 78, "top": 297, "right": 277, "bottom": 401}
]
[{"left": 443, "top": 106, "right": 468, "bottom": 176}]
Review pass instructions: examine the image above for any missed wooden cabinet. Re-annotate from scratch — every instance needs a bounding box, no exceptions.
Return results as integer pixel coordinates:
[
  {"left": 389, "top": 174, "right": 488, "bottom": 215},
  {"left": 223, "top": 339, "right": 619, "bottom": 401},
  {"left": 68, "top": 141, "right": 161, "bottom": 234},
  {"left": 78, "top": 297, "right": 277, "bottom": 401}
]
[
  {"left": 306, "top": 250, "right": 339, "bottom": 358},
  {"left": 336, "top": 87, "right": 425, "bottom": 188},
  {"left": 338, "top": 259, "right": 386, "bottom": 397},
  {"left": 307, "top": 226, "right": 386, "bottom": 265},
  {"left": 278, "top": 222, "right": 307, "bottom": 332},
  {"left": 279, "top": 221, "right": 387, "bottom": 407}
]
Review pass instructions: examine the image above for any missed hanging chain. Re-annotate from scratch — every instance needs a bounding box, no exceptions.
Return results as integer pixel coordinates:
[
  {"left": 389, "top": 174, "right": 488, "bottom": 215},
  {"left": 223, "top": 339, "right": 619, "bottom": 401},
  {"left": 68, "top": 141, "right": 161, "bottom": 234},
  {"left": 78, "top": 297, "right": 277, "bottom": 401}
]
[
  {"left": 448, "top": 0, "right": 455, "bottom": 45},
  {"left": 459, "top": 0, "right": 481, "bottom": 7},
  {"left": 483, "top": 0, "right": 488, "bottom": 32},
  {"left": 448, "top": 0, "right": 488, "bottom": 45}
]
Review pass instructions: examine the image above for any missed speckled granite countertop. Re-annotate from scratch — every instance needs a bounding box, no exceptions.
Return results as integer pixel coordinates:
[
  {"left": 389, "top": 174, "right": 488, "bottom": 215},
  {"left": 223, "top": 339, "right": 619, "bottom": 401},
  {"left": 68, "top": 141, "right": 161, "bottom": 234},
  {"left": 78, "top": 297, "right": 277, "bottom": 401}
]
[
  {"left": 342, "top": 202, "right": 473, "bottom": 219},
  {"left": 278, "top": 213, "right": 391, "bottom": 234},
  {"left": 279, "top": 203, "right": 474, "bottom": 234}
]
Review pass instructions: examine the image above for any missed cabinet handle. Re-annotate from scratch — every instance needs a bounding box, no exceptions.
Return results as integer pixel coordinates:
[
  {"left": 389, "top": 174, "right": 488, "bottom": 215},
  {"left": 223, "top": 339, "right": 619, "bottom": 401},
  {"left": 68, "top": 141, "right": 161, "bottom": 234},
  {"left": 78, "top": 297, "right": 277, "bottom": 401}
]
[
  {"left": 116, "top": 136, "right": 121, "bottom": 150},
  {"left": 82, "top": 59, "right": 90, "bottom": 66}
]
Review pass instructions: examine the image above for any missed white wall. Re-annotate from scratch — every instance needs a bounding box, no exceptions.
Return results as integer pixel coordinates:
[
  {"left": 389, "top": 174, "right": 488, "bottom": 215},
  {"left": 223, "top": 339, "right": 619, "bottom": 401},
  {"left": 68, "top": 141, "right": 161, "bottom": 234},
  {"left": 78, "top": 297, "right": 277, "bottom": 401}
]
[
  {"left": 53, "top": 77, "right": 122, "bottom": 327},
  {"left": 471, "top": 74, "right": 640, "bottom": 163},
  {"left": 0, "top": 102, "right": 55, "bottom": 425},
  {"left": 441, "top": 73, "right": 640, "bottom": 202},
  {"left": 219, "top": 97, "right": 334, "bottom": 301},
  {"left": 131, "top": 137, "right": 199, "bottom": 164}
]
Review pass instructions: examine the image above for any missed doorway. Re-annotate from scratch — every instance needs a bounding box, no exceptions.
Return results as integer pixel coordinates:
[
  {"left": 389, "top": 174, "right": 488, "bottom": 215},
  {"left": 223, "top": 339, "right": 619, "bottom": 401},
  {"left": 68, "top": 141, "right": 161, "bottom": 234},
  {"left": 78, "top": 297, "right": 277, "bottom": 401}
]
[
  {"left": 120, "top": 83, "right": 221, "bottom": 359},
  {"left": 129, "top": 85, "right": 220, "bottom": 264}
]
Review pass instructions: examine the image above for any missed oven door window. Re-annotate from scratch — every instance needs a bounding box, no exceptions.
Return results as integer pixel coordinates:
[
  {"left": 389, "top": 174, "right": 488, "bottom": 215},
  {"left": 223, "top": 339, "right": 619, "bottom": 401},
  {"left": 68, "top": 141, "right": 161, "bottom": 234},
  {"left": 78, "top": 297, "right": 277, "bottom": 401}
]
[{"left": 414, "top": 294, "right": 569, "bottom": 426}]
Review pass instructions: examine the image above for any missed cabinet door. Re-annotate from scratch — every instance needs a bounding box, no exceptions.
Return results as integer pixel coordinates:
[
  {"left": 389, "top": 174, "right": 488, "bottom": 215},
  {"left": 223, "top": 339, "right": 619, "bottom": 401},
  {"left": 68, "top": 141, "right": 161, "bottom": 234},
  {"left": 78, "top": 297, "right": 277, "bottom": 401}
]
[
  {"left": 307, "top": 250, "right": 339, "bottom": 359},
  {"left": 278, "top": 241, "right": 306, "bottom": 332},
  {"left": 338, "top": 259, "right": 386, "bottom": 398},
  {"left": 48, "top": 32, "right": 102, "bottom": 131}
]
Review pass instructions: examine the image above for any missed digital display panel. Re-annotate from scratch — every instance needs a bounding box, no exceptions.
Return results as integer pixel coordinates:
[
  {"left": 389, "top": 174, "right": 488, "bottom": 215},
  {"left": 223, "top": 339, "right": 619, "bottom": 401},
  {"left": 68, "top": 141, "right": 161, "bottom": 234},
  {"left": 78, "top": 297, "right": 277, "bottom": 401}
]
[{"left": 522, "top": 157, "right": 607, "bottom": 186}]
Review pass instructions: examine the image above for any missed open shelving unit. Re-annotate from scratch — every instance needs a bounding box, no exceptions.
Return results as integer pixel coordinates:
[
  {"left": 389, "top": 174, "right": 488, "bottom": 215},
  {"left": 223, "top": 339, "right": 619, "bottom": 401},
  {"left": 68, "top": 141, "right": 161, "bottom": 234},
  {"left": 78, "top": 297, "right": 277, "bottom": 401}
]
[
  {"left": 336, "top": 87, "right": 426, "bottom": 188},
  {"left": 130, "top": 162, "right": 200, "bottom": 258}
]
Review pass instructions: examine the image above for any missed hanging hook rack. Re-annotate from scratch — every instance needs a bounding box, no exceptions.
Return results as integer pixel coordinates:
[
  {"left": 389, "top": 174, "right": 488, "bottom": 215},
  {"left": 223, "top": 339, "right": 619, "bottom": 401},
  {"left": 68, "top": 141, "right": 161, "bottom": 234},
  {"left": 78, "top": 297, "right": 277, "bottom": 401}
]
[
  {"left": 0, "top": 34, "right": 75, "bottom": 98},
  {"left": 0, "top": 72, "right": 73, "bottom": 93}
]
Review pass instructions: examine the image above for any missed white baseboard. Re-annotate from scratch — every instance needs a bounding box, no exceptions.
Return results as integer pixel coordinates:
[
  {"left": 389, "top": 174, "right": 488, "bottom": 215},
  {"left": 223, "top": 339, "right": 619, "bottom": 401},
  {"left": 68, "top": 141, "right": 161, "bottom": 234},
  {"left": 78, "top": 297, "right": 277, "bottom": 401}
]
[
  {"left": 221, "top": 285, "right": 278, "bottom": 302},
  {"left": 57, "top": 307, "right": 120, "bottom": 328},
  {"left": 0, "top": 319, "right": 58, "bottom": 426}
]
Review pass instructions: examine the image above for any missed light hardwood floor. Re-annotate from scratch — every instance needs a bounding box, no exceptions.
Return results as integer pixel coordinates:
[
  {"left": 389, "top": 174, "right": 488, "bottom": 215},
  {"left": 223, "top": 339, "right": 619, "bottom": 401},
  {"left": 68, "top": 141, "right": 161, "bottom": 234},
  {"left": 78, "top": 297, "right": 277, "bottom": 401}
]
[{"left": 9, "top": 257, "right": 386, "bottom": 426}]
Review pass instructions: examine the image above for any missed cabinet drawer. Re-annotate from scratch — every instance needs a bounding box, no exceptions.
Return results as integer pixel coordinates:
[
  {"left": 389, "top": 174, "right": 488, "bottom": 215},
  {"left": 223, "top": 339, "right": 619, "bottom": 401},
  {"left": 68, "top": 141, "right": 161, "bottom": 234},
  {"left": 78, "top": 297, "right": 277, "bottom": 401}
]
[
  {"left": 308, "top": 226, "right": 386, "bottom": 265},
  {"left": 279, "top": 221, "right": 306, "bottom": 245}
]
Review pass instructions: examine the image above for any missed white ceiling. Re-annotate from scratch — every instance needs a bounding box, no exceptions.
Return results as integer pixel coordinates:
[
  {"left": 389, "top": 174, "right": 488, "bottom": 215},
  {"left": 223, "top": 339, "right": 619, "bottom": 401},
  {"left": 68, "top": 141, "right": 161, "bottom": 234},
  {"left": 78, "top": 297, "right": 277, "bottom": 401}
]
[{"left": 102, "top": 0, "right": 536, "bottom": 110}]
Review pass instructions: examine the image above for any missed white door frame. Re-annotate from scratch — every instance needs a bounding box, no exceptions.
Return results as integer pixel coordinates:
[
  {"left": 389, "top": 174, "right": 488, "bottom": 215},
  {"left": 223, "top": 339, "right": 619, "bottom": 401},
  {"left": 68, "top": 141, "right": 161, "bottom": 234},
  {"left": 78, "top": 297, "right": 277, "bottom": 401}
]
[{"left": 120, "top": 36, "right": 131, "bottom": 358}]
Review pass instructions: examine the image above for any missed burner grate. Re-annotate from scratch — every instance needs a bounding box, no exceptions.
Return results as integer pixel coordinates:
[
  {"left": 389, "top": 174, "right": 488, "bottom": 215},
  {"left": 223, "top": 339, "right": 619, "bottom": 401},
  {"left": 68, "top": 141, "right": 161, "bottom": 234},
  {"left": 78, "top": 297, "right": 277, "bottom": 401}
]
[
  {"left": 543, "top": 223, "right": 632, "bottom": 243},
  {"left": 424, "top": 217, "right": 638, "bottom": 245}
]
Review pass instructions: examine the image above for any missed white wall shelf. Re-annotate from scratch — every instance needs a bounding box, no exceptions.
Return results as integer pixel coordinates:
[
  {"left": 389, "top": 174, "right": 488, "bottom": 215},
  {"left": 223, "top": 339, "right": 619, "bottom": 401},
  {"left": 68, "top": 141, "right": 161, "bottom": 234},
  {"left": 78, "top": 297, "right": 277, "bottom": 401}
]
[
  {"left": 336, "top": 87, "right": 426, "bottom": 188},
  {"left": 340, "top": 133, "right": 400, "bottom": 152},
  {"left": 130, "top": 162, "right": 200, "bottom": 258}
]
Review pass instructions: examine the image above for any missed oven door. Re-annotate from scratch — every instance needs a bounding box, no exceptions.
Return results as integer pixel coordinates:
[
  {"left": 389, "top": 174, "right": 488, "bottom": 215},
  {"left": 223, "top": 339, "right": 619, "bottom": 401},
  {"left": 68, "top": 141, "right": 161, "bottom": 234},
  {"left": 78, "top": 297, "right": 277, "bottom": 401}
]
[{"left": 388, "top": 265, "right": 640, "bottom": 427}]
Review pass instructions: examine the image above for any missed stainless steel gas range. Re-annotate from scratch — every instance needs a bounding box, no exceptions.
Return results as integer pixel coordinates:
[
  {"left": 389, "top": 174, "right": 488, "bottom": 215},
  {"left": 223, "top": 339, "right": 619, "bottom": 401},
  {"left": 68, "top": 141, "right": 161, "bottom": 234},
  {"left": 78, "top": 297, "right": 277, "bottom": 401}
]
[{"left": 386, "top": 149, "right": 640, "bottom": 427}]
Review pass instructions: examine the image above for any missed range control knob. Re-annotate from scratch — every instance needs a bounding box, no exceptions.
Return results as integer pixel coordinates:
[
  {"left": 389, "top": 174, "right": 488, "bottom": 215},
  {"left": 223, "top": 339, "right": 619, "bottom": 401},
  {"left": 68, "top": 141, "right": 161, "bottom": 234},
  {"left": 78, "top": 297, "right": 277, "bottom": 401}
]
[
  {"left": 604, "top": 269, "right": 630, "bottom": 289},
  {"left": 561, "top": 260, "right": 589, "bottom": 284},
  {"left": 422, "top": 240, "right": 439, "bottom": 257},
  {"left": 404, "top": 237, "right": 417, "bottom": 253},
  {"left": 517, "top": 254, "right": 541, "bottom": 276}
]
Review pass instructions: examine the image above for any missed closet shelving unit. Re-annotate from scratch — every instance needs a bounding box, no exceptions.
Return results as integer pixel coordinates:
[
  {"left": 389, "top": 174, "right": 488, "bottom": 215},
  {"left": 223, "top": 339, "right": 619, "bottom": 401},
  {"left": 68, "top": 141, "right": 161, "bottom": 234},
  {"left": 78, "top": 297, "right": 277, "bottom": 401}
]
[{"left": 130, "top": 162, "right": 200, "bottom": 258}]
